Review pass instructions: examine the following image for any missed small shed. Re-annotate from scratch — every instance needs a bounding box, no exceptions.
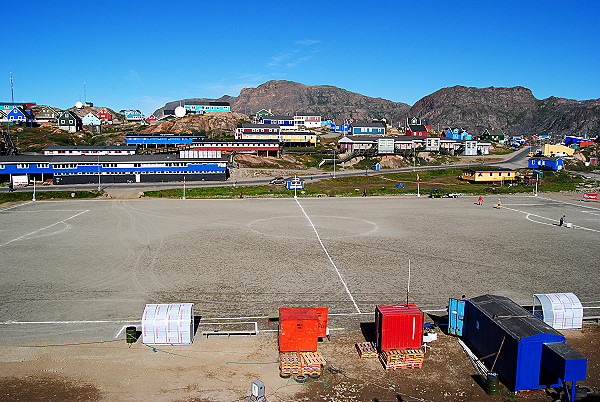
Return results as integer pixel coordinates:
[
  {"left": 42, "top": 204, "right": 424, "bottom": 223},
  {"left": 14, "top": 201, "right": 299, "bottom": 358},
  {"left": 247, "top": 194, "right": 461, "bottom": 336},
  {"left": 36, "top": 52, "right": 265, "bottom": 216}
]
[
  {"left": 533, "top": 293, "right": 583, "bottom": 330},
  {"left": 463, "top": 294, "right": 586, "bottom": 392},
  {"left": 375, "top": 304, "right": 424, "bottom": 351},
  {"left": 141, "top": 303, "right": 194, "bottom": 344}
]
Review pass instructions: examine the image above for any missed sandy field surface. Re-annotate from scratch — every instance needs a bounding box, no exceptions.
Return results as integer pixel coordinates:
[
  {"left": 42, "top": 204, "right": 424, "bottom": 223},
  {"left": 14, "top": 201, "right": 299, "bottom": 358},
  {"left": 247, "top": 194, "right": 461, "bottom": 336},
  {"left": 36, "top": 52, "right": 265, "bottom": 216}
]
[{"left": 0, "top": 194, "right": 598, "bottom": 401}]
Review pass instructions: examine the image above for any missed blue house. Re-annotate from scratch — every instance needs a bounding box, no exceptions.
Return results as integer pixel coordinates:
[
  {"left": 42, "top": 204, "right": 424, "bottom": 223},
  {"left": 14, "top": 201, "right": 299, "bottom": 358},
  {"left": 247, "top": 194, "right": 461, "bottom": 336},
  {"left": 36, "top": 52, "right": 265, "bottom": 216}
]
[
  {"left": 184, "top": 101, "right": 231, "bottom": 114},
  {"left": 259, "top": 115, "right": 295, "bottom": 129},
  {"left": 348, "top": 122, "right": 386, "bottom": 136},
  {"left": 121, "top": 109, "right": 144, "bottom": 122},
  {"left": 6, "top": 107, "right": 29, "bottom": 124},
  {"left": 330, "top": 123, "right": 350, "bottom": 132},
  {"left": 82, "top": 112, "right": 101, "bottom": 126},
  {"left": 445, "top": 128, "right": 472, "bottom": 140},
  {"left": 528, "top": 157, "right": 564, "bottom": 171}
]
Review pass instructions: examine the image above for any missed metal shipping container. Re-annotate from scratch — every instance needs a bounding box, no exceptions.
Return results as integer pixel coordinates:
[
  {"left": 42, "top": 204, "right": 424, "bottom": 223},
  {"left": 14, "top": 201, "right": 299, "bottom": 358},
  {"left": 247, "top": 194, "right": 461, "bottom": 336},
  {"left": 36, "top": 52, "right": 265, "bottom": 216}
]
[
  {"left": 279, "top": 307, "right": 319, "bottom": 352},
  {"left": 316, "top": 307, "right": 328, "bottom": 338},
  {"left": 463, "top": 294, "right": 586, "bottom": 392},
  {"left": 375, "top": 304, "right": 424, "bottom": 351}
]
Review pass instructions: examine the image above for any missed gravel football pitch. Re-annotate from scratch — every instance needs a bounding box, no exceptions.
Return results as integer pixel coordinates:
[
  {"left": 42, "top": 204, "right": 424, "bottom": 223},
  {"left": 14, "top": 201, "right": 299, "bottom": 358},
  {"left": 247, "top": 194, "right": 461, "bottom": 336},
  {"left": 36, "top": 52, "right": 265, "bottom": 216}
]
[{"left": 0, "top": 195, "right": 598, "bottom": 343}]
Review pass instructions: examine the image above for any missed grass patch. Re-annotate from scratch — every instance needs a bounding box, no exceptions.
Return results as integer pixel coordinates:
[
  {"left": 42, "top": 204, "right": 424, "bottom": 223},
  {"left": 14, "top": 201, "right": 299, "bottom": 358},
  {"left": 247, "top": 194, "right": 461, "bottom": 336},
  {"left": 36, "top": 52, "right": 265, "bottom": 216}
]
[{"left": 143, "top": 167, "right": 586, "bottom": 199}]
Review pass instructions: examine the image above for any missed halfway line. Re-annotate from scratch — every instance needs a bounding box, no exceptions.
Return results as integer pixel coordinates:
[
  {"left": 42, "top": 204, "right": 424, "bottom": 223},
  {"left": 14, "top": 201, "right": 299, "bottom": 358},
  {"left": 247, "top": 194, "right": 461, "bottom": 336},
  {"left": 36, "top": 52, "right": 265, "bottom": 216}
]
[{"left": 294, "top": 197, "right": 361, "bottom": 313}]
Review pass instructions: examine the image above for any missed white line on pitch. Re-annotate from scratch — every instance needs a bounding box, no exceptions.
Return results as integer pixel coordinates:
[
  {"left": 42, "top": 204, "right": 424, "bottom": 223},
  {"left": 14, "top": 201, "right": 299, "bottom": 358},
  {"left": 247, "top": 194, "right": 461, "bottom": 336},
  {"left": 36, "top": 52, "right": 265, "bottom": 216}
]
[
  {"left": 0, "top": 319, "right": 140, "bottom": 325},
  {"left": 536, "top": 196, "right": 600, "bottom": 211},
  {"left": 502, "top": 206, "right": 600, "bottom": 233},
  {"left": 0, "top": 210, "right": 89, "bottom": 247},
  {"left": 0, "top": 201, "right": 34, "bottom": 212},
  {"left": 294, "top": 197, "right": 362, "bottom": 313}
]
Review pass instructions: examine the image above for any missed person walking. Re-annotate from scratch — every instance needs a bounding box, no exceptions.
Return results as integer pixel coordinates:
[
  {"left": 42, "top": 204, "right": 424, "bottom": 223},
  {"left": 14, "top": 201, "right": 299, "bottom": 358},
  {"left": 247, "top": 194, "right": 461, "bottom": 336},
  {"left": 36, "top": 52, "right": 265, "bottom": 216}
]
[
  {"left": 477, "top": 195, "right": 483, "bottom": 205},
  {"left": 362, "top": 188, "right": 367, "bottom": 197},
  {"left": 559, "top": 215, "right": 565, "bottom": 226},
  {"left": 496, "top": 199, "right": 502, "bottom": 208}
]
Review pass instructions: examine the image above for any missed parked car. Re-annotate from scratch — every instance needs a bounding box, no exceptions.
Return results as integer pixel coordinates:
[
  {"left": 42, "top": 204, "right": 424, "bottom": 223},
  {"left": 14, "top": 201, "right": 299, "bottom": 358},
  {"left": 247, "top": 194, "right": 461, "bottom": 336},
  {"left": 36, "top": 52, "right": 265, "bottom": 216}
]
[
  {"left": 444, "top": 192, "right": 461, "bottom": 198},
  {"left": 269, "top": 177, "right": 285, "bottom": 184}
]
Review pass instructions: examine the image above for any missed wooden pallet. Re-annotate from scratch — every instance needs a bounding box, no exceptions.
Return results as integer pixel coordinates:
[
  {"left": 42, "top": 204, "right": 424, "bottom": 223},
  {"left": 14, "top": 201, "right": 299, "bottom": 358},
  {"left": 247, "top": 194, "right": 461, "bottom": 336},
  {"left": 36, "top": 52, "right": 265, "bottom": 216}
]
[
  {"left": 300, "top": 351, "right": 327, "bottom": 366},
  {"left": 380, "top": 348, "right": 424, "bottom": 371},
  {"left": 280, "top": 352, "right": 301, "bottom": 375},
  {"left": 355, "top": 342, "right": 378, "bottom": 359},
  {"left": 280, "top": 351, "right": 326, "bottom": 376}
]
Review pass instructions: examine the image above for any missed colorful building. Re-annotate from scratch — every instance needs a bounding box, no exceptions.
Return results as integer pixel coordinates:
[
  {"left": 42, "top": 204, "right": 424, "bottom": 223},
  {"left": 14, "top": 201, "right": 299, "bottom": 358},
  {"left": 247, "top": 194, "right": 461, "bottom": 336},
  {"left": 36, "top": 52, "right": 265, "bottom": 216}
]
[
  {"left": 259, "top": 115, "right": 295, "bottom": 130},
  {"left": 349, "top": 121, "right": 386, "bottom": 136},
  {"left": 96, "top": 109, "right": 113, "bottom": 123},
  {"left": 183, "top": 101, "right": 231, "bottom": 114},
  {"left": 82, "top": 112, "right": 101, "bottom": 126},
  {"left": 480, "top": 128, "right": 505, "bottom": 142},
  {"left": 57, "top": 111, "right": 82, "bottom": 133},
  {"left": 35, "top": 106, "right": 60, "bottom": 125},
  {"left": 445, "top": 128, "right": 472, "bottom": 140},
  {"left": 528, "top": 157, "right": 564, "bottom": 171},
  {"left": 405, "top": 117, "right": 429, "bottom": 136},
  {"left": 461, "top": 167, "right": 517, "bottom": 183},
  {"left": 121, "top": 109, "right": 144, "bottom": 122},
  {"left": 294, "top": 114, "right": 321, "bottom": 128},
  {"left": 543, "top": 144, "right": 575, "bottom": 157},
  {"left": 145, "top": 114, "right": 158, "bottom": 123}
]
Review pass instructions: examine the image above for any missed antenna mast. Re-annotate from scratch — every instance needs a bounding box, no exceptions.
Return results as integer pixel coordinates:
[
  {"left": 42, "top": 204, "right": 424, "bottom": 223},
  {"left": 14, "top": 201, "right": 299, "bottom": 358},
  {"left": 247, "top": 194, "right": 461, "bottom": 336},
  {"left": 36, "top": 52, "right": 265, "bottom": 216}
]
[
  {"left": 84, "top": 82, "right": 87, "bottom": 103},
  {"left": 10, "top": 72, "right": 14, "bottom": 103},
  {"left": 406, "top": 259, "right": 411, "bottom": 305}
]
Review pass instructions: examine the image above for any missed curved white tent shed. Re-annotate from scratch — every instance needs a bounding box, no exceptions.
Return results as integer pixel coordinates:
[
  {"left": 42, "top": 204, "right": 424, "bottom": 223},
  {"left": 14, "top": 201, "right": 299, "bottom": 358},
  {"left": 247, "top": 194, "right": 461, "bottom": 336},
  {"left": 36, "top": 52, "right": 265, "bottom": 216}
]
[
  {"left": 532, "top": 293, "right": 583, "bottom": 330},
  {"left": 142, "top": 303, "right": 195, "bottom": 344}
]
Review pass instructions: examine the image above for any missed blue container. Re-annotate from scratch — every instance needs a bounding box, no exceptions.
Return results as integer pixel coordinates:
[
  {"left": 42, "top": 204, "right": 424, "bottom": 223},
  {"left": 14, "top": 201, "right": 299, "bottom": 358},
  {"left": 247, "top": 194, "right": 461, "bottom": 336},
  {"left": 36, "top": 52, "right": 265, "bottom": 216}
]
[{"left": 463, "top": 294, "right": 577, "bottom": 392}]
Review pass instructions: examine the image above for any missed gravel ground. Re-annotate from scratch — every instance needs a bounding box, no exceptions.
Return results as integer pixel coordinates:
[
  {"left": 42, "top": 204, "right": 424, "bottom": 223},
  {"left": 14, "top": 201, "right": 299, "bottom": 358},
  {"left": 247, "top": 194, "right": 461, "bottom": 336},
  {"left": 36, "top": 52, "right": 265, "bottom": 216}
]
[
  {"left": 0, "top": 194, "right": 598, "bottom": 400},
  {"left": 1, "top": 194, "right": 598, "bottom": 342}
]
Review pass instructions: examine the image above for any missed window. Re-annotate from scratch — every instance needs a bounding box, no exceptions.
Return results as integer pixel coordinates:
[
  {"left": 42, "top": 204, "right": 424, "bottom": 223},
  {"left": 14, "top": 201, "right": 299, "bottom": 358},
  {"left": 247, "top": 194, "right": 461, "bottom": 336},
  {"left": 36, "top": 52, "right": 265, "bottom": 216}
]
[
  {"left": 17, "top": 164, "right": 29, "bottom": 169},
  {"left": 37, "top": 164, "right": 49, "bottom": 168}
]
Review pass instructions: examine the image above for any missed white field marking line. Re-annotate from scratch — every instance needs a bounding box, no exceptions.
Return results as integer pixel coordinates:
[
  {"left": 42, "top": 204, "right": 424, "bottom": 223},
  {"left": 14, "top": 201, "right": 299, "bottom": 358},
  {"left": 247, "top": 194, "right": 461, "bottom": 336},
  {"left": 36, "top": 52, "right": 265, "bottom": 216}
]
[
  {"left": 294, "top": 197, "right": 361, "bottom": 314},
  {"left": 0, "top": 201, "right": 34, "bottom": 212},
  {"left": 581, "top": 211, "right": 600, "bottom": 217},
  {"left": 262, "top": 328, "right": 346, "bottom": 333},
  {"left": 502, "top": 206, "right": 600, "bottom": 233},
  {"left": 0, "top": 319, "right": 140, "bottom": 325},
  {"left": 537, "top": 196, "right": 600, "bottom": 211},
  {"left": 0, "top": 209, "right": 89, "bottom": 247},
  {"left": 9, "top": 209, "right": 89, "bottom": 213}
]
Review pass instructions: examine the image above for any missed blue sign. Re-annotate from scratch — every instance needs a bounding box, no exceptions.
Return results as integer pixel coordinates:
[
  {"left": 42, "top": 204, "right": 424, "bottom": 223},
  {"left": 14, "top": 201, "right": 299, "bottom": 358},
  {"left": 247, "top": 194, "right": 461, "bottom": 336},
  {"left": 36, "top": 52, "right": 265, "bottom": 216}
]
[{"left": 286, "top": 180, "right": 304, "bottom": 190}]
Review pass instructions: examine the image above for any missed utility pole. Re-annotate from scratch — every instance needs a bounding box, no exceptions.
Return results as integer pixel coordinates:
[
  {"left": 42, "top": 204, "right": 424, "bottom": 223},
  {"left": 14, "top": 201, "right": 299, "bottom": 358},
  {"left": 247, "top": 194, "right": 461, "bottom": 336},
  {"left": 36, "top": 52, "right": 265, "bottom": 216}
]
[{"left": 10, "top": 72, "right": 14, "bottom": 103}]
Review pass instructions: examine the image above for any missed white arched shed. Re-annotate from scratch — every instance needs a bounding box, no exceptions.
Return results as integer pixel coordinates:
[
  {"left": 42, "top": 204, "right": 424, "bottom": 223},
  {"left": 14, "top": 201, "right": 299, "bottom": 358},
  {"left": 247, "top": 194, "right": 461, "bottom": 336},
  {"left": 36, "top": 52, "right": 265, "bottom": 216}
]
[
  {"left": 141, "top": 303, "right": 195, "bottom": 344},
  {"left": 532, "top": 293, "right": 583, "bottom": 330}
]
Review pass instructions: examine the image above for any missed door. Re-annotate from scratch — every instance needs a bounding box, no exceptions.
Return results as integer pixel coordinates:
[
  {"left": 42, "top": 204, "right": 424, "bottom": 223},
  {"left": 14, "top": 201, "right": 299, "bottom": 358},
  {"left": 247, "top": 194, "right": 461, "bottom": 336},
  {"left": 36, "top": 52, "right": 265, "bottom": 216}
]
[
  {"left": 448, "top": 298, "right": 465, "bottom": 336},
  {"left": 135, "top": 173, "right": 141, "bottom": 183}
]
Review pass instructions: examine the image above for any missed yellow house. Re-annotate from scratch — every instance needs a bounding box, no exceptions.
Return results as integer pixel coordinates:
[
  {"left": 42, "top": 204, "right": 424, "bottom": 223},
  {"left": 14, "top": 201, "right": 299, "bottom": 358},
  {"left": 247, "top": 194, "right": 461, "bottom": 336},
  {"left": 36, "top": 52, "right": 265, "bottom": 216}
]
[
  {"left": 239, "top": 131, "right": 317, "bottom": 145},
  {"left": 543, "top": 144, "right": 575, "bottom": 157},
  {"left": 462, "top": 168, "right": 517, "bottom": 183},
  {"left": 280, "top": 131, "right": 318, "bottom": 145}
]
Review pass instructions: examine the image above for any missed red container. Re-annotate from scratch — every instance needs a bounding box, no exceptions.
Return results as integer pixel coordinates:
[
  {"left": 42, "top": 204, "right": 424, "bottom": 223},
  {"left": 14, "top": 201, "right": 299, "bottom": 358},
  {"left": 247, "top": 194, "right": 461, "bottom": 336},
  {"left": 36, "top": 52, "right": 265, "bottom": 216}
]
[
  {"left": 279, "top": 307, "right": 319, "bottom": 352},
  {"left": 375, "top": 304, "right": 424, "bottom": 351},
  {"left": 316, "top": 308, "right": 329, "bottom": 338}
]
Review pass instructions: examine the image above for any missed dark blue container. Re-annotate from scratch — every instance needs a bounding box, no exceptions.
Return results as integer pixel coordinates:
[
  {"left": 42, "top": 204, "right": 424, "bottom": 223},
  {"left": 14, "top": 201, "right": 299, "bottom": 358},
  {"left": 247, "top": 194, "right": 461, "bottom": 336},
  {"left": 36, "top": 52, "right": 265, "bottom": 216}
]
[{"left": 463, "top": 294, "right": 586, "bottom": 392}]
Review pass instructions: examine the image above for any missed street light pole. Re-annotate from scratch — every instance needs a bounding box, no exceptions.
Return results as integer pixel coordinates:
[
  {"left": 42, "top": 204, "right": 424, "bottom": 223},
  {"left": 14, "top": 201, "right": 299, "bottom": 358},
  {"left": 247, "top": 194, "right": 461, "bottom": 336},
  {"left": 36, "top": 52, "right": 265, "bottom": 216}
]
[
  {"left": 333, "top": 148, "right": 336, "bottom": 179},
  {"left": 534, "top": 172, "right": 539, "bottom": 196},
  {"left": 97, "top": 154, "right": 101, "bottom": 191},
  {"left": 32, "top": 178, "right": 36, "bottom": 201}
]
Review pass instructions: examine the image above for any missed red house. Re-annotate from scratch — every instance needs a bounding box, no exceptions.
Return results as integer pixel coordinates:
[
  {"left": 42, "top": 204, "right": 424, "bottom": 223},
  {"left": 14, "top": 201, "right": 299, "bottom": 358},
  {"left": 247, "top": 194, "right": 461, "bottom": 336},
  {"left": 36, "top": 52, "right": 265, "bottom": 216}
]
[
  {"left": 97, "top": 108, "right": 113, "bottom": 123},
  {"left": 146, "top": 114, "right": 158, "bottom": 123},
  {"left": 405, "top": 117, "right": 430, "bottom": 137}
]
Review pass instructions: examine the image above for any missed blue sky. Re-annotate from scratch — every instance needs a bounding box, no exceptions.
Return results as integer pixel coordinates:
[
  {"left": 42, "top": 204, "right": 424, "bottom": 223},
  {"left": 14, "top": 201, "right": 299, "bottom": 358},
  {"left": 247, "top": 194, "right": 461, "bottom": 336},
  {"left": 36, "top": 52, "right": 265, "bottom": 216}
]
[{"left": 2, "top": 0, "right": 599, "bottom": 116}]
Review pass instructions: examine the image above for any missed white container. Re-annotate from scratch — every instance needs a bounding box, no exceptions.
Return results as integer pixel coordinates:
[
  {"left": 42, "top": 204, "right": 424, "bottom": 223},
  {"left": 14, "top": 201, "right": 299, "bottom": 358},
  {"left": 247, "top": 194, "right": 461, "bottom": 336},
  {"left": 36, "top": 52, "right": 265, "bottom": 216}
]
[{"left": 141, "top": 303, "right": 195, "bottom": 344}]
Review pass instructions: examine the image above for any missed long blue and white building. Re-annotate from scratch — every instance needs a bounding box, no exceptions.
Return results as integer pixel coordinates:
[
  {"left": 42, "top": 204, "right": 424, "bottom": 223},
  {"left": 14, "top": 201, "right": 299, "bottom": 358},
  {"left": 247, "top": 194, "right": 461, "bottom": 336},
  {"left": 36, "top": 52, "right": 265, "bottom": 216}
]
[{"left": 0, "top": 154, "right": 228, "bottom": 185}]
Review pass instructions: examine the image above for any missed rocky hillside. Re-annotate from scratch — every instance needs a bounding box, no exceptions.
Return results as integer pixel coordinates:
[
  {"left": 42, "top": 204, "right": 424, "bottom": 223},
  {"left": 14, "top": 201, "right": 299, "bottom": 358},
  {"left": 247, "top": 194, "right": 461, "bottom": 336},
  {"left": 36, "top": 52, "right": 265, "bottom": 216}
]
[
  {"left": 141, "top": 111, "right": 247, "bottom": 136},
  {"left": 154, "top": 81, "right": 599, "bottom": 138},
  {"left": 154, "top": 80, "right": 411, "bottom": 123},
  {"left": 405, "top": 86, "right": 600, "bottom": 137}
]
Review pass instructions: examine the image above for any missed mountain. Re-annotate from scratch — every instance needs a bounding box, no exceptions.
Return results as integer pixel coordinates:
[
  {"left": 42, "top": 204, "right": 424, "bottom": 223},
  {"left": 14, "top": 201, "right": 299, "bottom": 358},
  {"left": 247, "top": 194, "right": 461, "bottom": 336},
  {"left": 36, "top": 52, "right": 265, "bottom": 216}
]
[
  {"left": 405, "top": 86, "right": 600, "bottom": 137},
  {"left": 154, "top": 81, "right": 600, "bottom": 137},
  {"left": 153, "top": 80, "right": 411, "bottom": 123}
]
